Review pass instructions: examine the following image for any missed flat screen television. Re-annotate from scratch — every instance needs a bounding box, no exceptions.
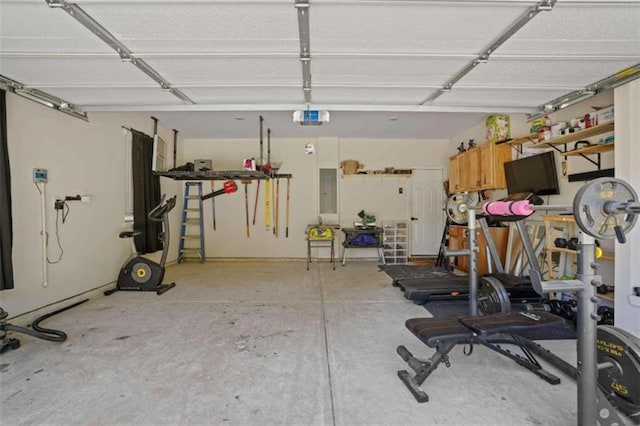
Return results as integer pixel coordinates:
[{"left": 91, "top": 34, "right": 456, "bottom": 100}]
[{"left": 503, "top": 151, "right": 560, "bottom": 196}]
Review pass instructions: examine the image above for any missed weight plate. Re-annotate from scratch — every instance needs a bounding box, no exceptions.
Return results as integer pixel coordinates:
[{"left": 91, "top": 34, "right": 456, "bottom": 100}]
[
  {"left": 573, "top": 178, "right": 638, "bottom": 240},
  {"left": 446, "top": 193, "right": 475, "bottom": 225},
  {"left": 597, "top": 326, "right": 640, "bottom": 418},
  {"left": 131, "top": 262, "right": 152, "bottom": 284},
  {"left": 478, "top": 276, "right": 511, "bottom": 315}
]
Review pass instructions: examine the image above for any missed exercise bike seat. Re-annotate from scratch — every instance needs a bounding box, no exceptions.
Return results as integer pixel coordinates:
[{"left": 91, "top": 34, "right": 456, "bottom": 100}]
[
  {"left": 459, "top": 311, "right": 565, "bottom": 337},
  {"left": 119, "top": 230, "right": 142, "bottom": 239},
  {"left": 405, "top": 317, "right": 474, "bottom": 348}
]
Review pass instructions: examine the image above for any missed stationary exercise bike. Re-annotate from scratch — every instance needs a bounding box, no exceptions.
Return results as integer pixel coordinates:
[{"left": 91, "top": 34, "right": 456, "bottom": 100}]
[{"left": 105, "top": 194, "right": 177, "bottom": 296}]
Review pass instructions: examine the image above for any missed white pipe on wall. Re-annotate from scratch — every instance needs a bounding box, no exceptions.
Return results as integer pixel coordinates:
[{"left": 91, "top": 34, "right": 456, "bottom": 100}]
[{"left": 39, "top": 182, "right": 48, "bottom": 288}]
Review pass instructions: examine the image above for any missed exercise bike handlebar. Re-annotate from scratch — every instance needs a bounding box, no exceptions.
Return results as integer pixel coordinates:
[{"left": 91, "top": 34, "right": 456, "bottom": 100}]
[{"left": 148, "top": 195, "right": 177, "bottom": 221}]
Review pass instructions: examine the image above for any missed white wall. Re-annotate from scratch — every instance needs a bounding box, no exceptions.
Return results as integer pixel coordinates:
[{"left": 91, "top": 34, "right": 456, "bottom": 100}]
[
  {"left": 181, "top": 136, "right": 316, "bottom": 258},
  {"left": 0, "top": 93, "right": 183, "bottom": 317},
  {"left": 339, "top": 138, "right": 449, "bottom": 225},
  {"left": 182, "top": 136, "right": 451, "bottom": 259},
  {"left": 614, "top": 79, "right": 640, "bottom": 335}
]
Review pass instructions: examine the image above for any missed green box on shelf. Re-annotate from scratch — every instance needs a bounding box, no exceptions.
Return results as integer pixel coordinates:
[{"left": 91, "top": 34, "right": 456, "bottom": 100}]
[{"left": 485, "top": 114, "right": 511, "bottom": 143}]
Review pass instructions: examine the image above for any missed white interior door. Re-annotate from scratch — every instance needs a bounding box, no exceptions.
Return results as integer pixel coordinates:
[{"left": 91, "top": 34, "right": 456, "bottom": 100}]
[{"left": 411, "top": 169, "right": 445, "bottom": 256}]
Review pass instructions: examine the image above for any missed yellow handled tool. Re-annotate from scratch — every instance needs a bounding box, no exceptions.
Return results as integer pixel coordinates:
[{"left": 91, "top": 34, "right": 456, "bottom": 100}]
[
  {"left": 285, "top": 176, "right": 291, "bottom": 238},
  {"left": 274, "top": 177, "right": 280, "bottom": 237},
  {"left": 265, "top": 179, "right": 271, "bottom": 231}
]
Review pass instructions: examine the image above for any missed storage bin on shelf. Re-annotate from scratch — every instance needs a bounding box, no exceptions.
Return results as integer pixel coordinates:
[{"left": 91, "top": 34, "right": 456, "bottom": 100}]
[
  {"left": 341, "top": 160, "right": 363, "bottom": 175},
  {"left": 485, "top": 114, "right": 511, "bottom": 143}
]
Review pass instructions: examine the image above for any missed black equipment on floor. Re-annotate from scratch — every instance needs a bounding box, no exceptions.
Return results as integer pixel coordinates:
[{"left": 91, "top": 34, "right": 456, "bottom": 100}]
[
  {"left": 397, "top": 274, "right": 469, "bottom": 304},
  {"left": 396, "top": 312, "right": 640, "bottom": 424},
  {"left": 398, "top": 178, "right": 640, "bottom": 425},
  {"left": 105, "top": 194, "right": 177, "bottom": 296},
  {"left": 383, "top": 205, "right": 484, "bottom": 314},
  {"left": 446, "top": 209, "right": 545, "bottom": 314},
  {"left": 478, "top": 273, "right": 542, "bottom": 314},
  {"left": 397, "top": 311, "right": 566, "bottom": 403},
  {"left": 386, "top": 214, "right": 539, "bottom": 309},
  {"left": 0, "top": 299, "right": 88, "bottom": 353}
]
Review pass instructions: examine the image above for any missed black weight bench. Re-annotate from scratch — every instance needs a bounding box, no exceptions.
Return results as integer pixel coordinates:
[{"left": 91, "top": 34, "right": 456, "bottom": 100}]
[{"left": 397, "top": 311, "right": 566, "bottom": 402}]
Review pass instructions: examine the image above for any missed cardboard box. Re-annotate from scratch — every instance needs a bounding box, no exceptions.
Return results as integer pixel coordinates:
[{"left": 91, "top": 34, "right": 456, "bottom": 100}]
[{"left": 485, "top": 114, "right": 511, "bottom": 143}]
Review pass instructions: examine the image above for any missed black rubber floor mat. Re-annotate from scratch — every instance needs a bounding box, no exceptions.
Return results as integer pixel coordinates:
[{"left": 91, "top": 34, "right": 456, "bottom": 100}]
[{"left": 379, "top": 264, "right": 462, "bottom": 281}]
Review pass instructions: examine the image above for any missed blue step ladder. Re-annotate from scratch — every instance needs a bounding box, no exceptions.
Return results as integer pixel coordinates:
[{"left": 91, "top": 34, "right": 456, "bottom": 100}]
[{"left": 179, "top": 182, "right": 205, "bottom": 263}]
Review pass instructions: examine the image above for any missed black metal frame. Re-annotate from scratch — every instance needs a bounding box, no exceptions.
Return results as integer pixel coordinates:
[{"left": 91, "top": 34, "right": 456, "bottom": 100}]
[{"left": 397, "top": 332, "right": 561, "bottom": 403}]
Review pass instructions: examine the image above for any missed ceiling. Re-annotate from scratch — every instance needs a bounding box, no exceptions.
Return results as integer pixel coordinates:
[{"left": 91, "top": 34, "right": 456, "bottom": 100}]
[{"left": 0, "top": 0, "right": 639, "bottom": 139}]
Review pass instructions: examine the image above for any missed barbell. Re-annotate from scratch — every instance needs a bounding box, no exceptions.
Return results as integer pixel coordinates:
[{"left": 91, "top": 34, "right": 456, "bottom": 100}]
[
  {"left": 446, "top": 178, "right": 639, "bottom": 243},
  {"left": 445, "top": 193, "right": 477, "bottom": 225}
]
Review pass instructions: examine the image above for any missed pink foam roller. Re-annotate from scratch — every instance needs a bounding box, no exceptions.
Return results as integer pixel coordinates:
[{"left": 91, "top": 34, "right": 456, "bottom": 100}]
[
  {"left": 483, "top": 200, "right": 535, "bottom": 216},
  {"left": 482, "top": 201, "right": 497, "bottom": 215},
  {"left": 509, "top": 200, "right": 535, "bottom": 216},
  {"left": 483, "top": 201, "right": 511, "bottom": 215}
]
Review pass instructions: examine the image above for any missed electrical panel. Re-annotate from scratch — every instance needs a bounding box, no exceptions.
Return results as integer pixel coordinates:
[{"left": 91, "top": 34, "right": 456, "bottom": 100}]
[{"left": 33, "top": 168, "right": 48, "bottom": 183}]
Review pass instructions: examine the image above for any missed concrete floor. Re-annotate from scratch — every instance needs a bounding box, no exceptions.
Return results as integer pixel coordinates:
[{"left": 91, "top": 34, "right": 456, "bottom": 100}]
[{"left": 0, "top": 260, "right": 582, "bottom": 425}]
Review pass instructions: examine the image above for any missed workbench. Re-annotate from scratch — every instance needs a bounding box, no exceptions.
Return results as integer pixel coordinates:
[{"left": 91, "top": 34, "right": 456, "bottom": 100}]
[{"left": 341, "top": 226, "right": 385, "bottom": 265}]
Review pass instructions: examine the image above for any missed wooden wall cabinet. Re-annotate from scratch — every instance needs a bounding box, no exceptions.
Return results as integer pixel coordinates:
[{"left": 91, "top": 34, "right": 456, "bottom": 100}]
[
  {"left": 477, "top": 143, "right": 511, "bottom": 190},
  {"left": 466, "top": 147, "right": 481, "bottom": 190},
  {"left": 448, "top": 155, "right": 461, "bottom": 193},
  {"left": 448, "top": 143, "right": 511, "bottom": 193}
]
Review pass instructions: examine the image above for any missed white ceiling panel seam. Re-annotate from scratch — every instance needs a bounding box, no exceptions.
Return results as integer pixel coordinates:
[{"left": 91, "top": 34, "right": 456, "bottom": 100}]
[
  {"left": 309, "top": 0, "right": 638, "bottom": 4},
  {"left": 1, "top": 0, "right": 271, "bottom": 2},
  {"left": 77, "top": 103, "right": 538, "bottom": 113},
  {"left": 25, "top": 83, "right": 583, "bottom": 91},
  {"left": 0, "top": 53, "right": 118, "bottom": 58},
  {"left": 137, "top": 53, "right": 301, "bottom": 58},
  {"left": 2, "top": 51, "right": 636, "bottom": 61}
]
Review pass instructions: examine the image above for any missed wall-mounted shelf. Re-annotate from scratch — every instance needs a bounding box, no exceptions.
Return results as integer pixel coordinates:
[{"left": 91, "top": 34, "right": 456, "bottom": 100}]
[
  {"left": 157, "top": 170, "right": 292, "bottom": 181},
  {"left": 600, "top": 292, "right": 615, "bottom": 302},
  {"left": 600, "top": 251, "right": 615, "bottom": 261},
  {"left": 528, "top": 121, "right": 614, "bottom": 150},
  {"left": 342, "top": 173, "right": 411, "bottom": 178},
  {"left": 157, "top": 170, "right": 270, "bottom": 180},
  {"left": 544, "top": 214, "right": 576, "bottom": 280},
  {"left": 505, "top": 133, "right": 538, "bottom": 146},
  {"left": 548, "top": 247, "right": 578, "bottom": 255},
  {"left": 563, "top": 143, "right": 614, "bottom": 157},
  {"left": 501, "top": 132, "right": 538, "bottom": 154},
  {"left": 522, "top": 121, "right": 615, "bottom": 179}
]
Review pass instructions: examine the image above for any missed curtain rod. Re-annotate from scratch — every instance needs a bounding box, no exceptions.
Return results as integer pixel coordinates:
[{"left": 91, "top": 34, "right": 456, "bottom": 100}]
[{"left": 121, "top": 125, "right": 133, "bottom": 133}]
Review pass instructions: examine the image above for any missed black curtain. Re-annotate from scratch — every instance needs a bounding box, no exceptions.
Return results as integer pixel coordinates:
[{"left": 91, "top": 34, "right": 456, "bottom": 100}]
[
  {"left": 131, "top": 129, "right": 163, "bottom": 254},
  {"left": 0, "top": 90, "right": 14, "bottom": 290}
]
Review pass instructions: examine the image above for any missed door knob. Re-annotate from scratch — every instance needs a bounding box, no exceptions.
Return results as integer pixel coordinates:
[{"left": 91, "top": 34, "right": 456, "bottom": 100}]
[{"left": 411, "top": 217, "right": 418, "bottom": 221}]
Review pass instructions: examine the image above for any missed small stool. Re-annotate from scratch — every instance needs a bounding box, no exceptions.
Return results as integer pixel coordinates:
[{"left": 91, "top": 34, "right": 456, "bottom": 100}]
[{"left": 306, "top": 226, "right": 336, "bottom": 270}]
